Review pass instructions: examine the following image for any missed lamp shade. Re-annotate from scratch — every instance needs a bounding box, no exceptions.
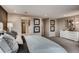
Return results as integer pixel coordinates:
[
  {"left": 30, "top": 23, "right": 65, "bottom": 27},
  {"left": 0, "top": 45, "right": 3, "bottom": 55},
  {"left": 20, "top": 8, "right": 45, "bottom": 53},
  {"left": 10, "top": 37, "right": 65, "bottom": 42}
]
[
  {"left": 7, "top": 23, "right": 13, "bottom": 32},
  {"left": 7, "top": 23, "right": 13, "bottom": 28},
  {"left": 0, "top": 22, "right": 3, "bottom": 32}
]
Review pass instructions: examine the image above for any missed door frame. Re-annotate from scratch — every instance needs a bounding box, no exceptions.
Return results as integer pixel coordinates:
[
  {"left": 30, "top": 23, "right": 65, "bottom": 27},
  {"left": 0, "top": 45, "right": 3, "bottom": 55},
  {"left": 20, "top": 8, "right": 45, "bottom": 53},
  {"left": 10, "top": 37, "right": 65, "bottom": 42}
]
[{"left": 21, "top": 20, "right": 26, "bottom": 34}]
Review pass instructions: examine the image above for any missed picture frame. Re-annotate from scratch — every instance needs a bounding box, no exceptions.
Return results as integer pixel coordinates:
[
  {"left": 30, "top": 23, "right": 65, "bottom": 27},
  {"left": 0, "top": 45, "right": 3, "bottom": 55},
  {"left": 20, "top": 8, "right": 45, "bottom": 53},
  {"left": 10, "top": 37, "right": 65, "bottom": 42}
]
[
  {"left": 50, "top": 20, "right": 55, "bottom": 25},
  {"left": 68, "top": 20, "right": 75, "bottom": 31},
  {"left": 34, "top": 18, "right": 40, "bottom": 25},
  {"left": 50, "top": 26, "right": 55, "bottom": 32},
  {"left": 34, "top": 26, "right": 40, "bottom": 33},
  {"left": 50, "top": 20, "right": 55, "bottom": 32}
]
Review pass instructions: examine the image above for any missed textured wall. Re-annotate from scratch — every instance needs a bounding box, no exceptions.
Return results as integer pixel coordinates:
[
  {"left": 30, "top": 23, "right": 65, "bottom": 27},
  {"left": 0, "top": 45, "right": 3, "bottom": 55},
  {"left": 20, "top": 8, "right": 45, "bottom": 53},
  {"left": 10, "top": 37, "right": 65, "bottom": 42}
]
[{"left": 0, "top": 6, "right": 7, "bottom": 31}]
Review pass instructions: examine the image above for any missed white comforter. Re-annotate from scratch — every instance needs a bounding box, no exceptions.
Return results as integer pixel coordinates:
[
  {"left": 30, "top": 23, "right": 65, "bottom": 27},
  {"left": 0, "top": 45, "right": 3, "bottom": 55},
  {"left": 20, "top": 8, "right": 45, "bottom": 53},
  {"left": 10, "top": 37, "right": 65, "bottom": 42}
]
[{"left": 25, "top": 35, "right": 67, "bottom": 53}]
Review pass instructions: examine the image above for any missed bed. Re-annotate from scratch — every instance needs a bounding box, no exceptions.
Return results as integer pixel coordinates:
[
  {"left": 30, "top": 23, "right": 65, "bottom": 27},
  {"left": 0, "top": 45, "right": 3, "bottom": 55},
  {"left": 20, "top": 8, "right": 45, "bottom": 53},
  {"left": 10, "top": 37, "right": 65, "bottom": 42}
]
[{"left": 25, "top": 35, "right": 67, "bottom": 53}]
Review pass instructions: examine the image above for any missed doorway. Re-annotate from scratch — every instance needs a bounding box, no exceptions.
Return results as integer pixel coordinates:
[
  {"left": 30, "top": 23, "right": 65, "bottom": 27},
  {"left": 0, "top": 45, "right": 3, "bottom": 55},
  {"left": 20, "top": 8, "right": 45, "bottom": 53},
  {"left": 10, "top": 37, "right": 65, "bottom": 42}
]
[
  {"left": 42, "top": 18, "right": 49, "bottom": 37},
  {"left": 21, "top": 20, "right": 26, "bottom": 34}
]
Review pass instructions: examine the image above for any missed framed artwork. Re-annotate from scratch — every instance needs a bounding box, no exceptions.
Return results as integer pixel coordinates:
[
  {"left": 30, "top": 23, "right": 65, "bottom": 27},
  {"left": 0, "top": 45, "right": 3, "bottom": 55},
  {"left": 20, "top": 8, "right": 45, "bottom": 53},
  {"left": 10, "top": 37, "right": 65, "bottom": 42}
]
[
  {"left": 64, "top": 17, "right": 75, "bottom": 31},
  {"left": 34, "top": 18, "right": 40, "bottom": 25},
  {"left": 50, "top": 26, "right": 55, "bottom": 32},
  {"left": 50, "top": 20, "right": 55, "bottom": 25},
  {"left": 34, "top": 26, "right": 40, "bottom": 33},
  {"left": 50, "top": 20, "right": 55, "bottom": 32},
  {"left": 68, "top": 20, "right": 75, "bottom": 31}
]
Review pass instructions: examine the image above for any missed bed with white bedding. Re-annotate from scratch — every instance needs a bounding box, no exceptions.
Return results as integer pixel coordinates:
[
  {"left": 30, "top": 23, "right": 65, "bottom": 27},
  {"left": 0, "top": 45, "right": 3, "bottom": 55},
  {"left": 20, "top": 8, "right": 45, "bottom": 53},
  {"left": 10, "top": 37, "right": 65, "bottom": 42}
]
[{"left": 25, "top": 35, "right": 67, "bottom": 53}]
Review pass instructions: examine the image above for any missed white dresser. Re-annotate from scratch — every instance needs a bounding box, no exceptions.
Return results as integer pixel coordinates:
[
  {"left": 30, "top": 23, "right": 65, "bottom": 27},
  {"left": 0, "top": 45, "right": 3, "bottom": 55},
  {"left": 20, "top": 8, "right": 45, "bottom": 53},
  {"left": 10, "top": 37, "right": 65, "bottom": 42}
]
[{"left": 60, "top": 31, "right": 79, "bottom": 41}]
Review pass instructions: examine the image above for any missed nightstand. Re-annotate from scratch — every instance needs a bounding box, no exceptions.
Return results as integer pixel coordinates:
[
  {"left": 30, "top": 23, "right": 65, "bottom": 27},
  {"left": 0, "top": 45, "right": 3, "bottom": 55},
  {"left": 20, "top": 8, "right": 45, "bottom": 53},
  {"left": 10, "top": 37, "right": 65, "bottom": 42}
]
[{"left": 17, "top": 35, "right": 29, "bottom": 53}]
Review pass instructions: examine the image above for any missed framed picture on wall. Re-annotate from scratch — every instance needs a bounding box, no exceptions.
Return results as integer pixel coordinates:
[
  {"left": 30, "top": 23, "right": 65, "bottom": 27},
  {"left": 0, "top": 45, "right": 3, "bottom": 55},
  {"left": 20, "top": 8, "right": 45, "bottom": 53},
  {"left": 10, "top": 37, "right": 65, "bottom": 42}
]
[
  {"left": 50, "top": 20, "right": 55, "bottom": 32},
  {"left": 34, "top": 18, "right": 40, "bottom": 25},
  {"left": 34, "top": 26, "right": 40, "bottom": 33},
  {"left": 50, "top": 20, "right": 55, "bottom": 25},
  {"left": 50, "top": 26, "right": 55, "bottom": 32}
]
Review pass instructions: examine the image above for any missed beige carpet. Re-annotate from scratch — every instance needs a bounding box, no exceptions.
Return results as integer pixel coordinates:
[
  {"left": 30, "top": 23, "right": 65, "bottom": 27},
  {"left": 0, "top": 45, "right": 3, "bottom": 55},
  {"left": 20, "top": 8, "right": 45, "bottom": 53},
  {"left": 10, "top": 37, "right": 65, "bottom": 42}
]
[{"left": 48, "top": 37, "right": 79, "bottom": 53}]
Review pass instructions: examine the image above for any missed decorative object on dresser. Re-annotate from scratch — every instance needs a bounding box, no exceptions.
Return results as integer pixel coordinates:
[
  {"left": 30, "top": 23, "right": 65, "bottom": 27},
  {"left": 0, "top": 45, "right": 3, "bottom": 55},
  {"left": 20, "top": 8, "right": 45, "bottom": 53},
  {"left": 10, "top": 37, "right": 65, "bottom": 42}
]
[
  {"left": 50, "top": 20, "right": 55, "bottom": 32},
  {"left": 34, "top": 18, "right": 40, "bottom": 25},
  {"left": 34, "top": 26, "right": 40, "bottom": 33}
]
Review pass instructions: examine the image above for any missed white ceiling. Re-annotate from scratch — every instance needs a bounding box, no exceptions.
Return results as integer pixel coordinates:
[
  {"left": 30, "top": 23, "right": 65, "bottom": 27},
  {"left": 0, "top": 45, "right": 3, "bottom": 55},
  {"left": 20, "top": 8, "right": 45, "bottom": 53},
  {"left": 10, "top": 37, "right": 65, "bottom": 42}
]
[{"left": 2, "top": 5, "right": 79, "bottom": 18}]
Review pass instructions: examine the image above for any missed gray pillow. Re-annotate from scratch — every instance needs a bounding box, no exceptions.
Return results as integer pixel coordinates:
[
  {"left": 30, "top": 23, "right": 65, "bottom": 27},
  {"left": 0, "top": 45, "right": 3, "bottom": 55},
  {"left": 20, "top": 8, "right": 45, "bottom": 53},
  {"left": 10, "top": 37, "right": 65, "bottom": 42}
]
[
  {"left": 6, "top": 31, "right": 18, "bottom": 39},
  {"left": 3, "top": 34, "right": 19, "bottom": 52},
  {"left": 0, "top": 48, "right": 4, "bottom": 53},
  {"left": 0, "top": 38, "right": 12, "bottom": 53},
  {"left": 6, "top": 32, "right": 16, "bottom": 39}
]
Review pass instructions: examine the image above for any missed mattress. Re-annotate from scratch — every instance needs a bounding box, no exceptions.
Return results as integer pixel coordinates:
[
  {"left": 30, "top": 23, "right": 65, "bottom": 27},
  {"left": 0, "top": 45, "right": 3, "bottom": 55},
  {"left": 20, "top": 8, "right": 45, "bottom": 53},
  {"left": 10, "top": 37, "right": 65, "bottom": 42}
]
[{"left": 25, "top": 35, "right": 67, "bottom": 53}]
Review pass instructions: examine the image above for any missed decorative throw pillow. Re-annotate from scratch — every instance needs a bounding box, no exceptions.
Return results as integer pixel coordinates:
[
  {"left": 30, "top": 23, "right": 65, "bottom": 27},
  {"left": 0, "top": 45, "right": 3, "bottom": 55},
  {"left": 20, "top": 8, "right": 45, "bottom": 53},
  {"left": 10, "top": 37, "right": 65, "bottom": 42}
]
[
  {"left": 0, "top": 38, "right": 12, "bottom": 53},
  {"left": 6, "top": 32, "right": 17, "bottom": 39},
  {"left": 3, "top": 34, "right": 19, "bottom": 52},
  {"left": 0, "top": 48, "right": 4, "bottom": 53}
]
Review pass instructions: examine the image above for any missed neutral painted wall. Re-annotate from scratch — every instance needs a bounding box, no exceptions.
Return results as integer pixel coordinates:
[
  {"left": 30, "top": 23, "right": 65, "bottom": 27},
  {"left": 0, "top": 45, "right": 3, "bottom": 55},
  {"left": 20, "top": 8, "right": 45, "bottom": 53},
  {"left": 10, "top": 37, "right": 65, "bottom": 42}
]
[
  {"left": 56, "top": 18, "right": 66, "bottom": 37},
  {"left": 8, "top": 14, "right": 23, "bottom": 44},
  {"left": 8, "top": 14, "right": 69, "bottom": 38},
  {"left": 9, "top": 14, "right": 79, "bottom": 38},
  {"left": 8, "top": 14, "right": 43, "bottom": 35},
  {"left": 8, "top": 14, "right": 22, "bottom": 35},
  {"left": 74, "top": 16, "right": 79, "bottom": 31}
]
